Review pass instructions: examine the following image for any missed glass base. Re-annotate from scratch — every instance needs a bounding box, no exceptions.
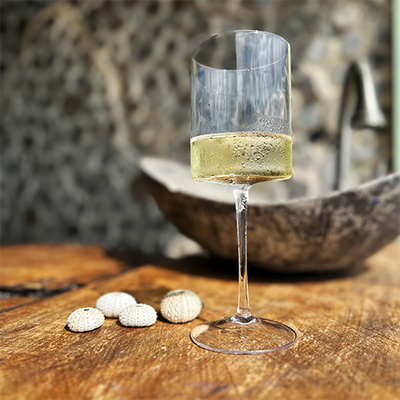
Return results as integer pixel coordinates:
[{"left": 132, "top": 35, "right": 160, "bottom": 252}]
[{"left": 190, "top": 315, "right": 297, "bottom": 354}]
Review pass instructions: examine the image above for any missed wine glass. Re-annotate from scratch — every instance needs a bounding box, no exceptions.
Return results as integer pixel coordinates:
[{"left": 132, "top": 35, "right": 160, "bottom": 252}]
[{"left": 189, "top": 30, "right": 297, "bottom": 354}]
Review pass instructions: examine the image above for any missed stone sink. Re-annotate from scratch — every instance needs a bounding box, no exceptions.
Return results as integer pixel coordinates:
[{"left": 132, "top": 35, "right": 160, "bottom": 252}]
[{"left": 140, "top": 157, "right": 400, "bottom": 273}]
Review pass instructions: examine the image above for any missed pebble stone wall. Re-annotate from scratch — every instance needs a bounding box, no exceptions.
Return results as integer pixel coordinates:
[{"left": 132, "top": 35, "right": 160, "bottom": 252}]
[{"left": 1, "top": 0, "right": 392, "bottom": 253}]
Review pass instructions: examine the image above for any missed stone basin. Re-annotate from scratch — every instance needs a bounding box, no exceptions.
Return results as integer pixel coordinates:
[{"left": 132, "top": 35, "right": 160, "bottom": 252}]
[{"left": 140, "top": 157, "right": 400, "bottom": 272}]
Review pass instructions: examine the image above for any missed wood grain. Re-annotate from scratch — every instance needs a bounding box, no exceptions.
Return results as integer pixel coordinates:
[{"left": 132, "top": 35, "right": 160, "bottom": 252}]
[
  {"left": 0, "top": 243, "right": 399, "bottom": 400},
  {"left": 0, "top": 244, "right": 127, "bottom": 291},
  {"left": 0, "top": 297, "right": 37, "bottom": 312}
]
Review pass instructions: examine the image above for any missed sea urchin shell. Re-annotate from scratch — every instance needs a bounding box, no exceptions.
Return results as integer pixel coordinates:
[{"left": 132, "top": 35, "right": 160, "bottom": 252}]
[
  {"left": 96, "top": 292, "right": 137, "bottom": 317},
  {"left": 119, "top": 304, "right": 157, "bottom": 327},
  {"left": 67, "top": 307, "right": 105, "bottom": 332},
  {"left": 160, "top": 289, "right": 202, "bottom": 323}
]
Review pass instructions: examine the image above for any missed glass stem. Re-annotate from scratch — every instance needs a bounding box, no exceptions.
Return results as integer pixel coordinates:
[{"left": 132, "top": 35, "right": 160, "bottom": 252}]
[{"left": 234, "top": 185, "right": 251, "bottom": 320}]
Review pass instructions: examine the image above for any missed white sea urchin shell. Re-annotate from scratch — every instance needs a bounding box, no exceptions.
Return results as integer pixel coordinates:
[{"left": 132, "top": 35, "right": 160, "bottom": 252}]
[
  {"left": 96, "top": 292, "right": 137, "bottom": 317},
  {"left": 67, "top": 307, "right": 105, "bottom": 332},
  {"left": 119, "top": 304, "right": 157, "bottom": 327},
  {"left": 160, "top": 289, "right": 202, "bottom": 323}
]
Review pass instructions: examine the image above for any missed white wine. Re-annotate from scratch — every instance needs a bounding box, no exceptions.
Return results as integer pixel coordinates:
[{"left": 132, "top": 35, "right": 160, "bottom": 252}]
[{"left": 191, "top": 132, "right": 292, "bottom": 185}]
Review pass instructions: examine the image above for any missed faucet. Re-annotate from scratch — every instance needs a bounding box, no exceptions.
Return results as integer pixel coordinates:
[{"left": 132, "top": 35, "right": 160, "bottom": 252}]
[{"left": 336, "top": 58, "right": 387, "bottom": 191}]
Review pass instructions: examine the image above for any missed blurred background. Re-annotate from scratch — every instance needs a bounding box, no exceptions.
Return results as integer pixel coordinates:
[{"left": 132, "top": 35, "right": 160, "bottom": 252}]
[{"left": 0, "top": 0, "right": 393, "bottom": 255}]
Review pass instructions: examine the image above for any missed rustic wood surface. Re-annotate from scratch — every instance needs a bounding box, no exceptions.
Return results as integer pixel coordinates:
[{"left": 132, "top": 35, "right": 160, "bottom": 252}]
[
  {"left": 0, "top": 244, "right": 127, "bottom": 291},
  {"left": 0, "top": 243, "right": 399, "bottom": 400},
  {"left": 0, "top": 297, "right": 37, "bottom": 312}
]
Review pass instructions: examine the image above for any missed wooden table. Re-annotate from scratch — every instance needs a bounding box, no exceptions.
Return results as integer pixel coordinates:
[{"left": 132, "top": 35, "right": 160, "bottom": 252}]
[{"left": 1, "top": 243, "right": 399, "bottom": 400}]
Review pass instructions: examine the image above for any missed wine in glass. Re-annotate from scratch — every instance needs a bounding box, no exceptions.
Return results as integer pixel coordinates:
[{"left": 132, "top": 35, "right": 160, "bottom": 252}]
[{"left": 189, "top": 30, "right": 297, "bottom": 354}]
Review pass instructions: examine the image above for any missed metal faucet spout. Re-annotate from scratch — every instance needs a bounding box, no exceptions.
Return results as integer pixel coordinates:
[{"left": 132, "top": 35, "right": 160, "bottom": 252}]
[{"left": 336, "top": 58, "right": 386, "bottom": 191}]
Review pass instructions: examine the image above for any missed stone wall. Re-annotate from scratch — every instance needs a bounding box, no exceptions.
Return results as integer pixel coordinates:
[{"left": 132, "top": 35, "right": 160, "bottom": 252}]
[{"left": 1, "top": 0, "right": 392, "bottom": 252}]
